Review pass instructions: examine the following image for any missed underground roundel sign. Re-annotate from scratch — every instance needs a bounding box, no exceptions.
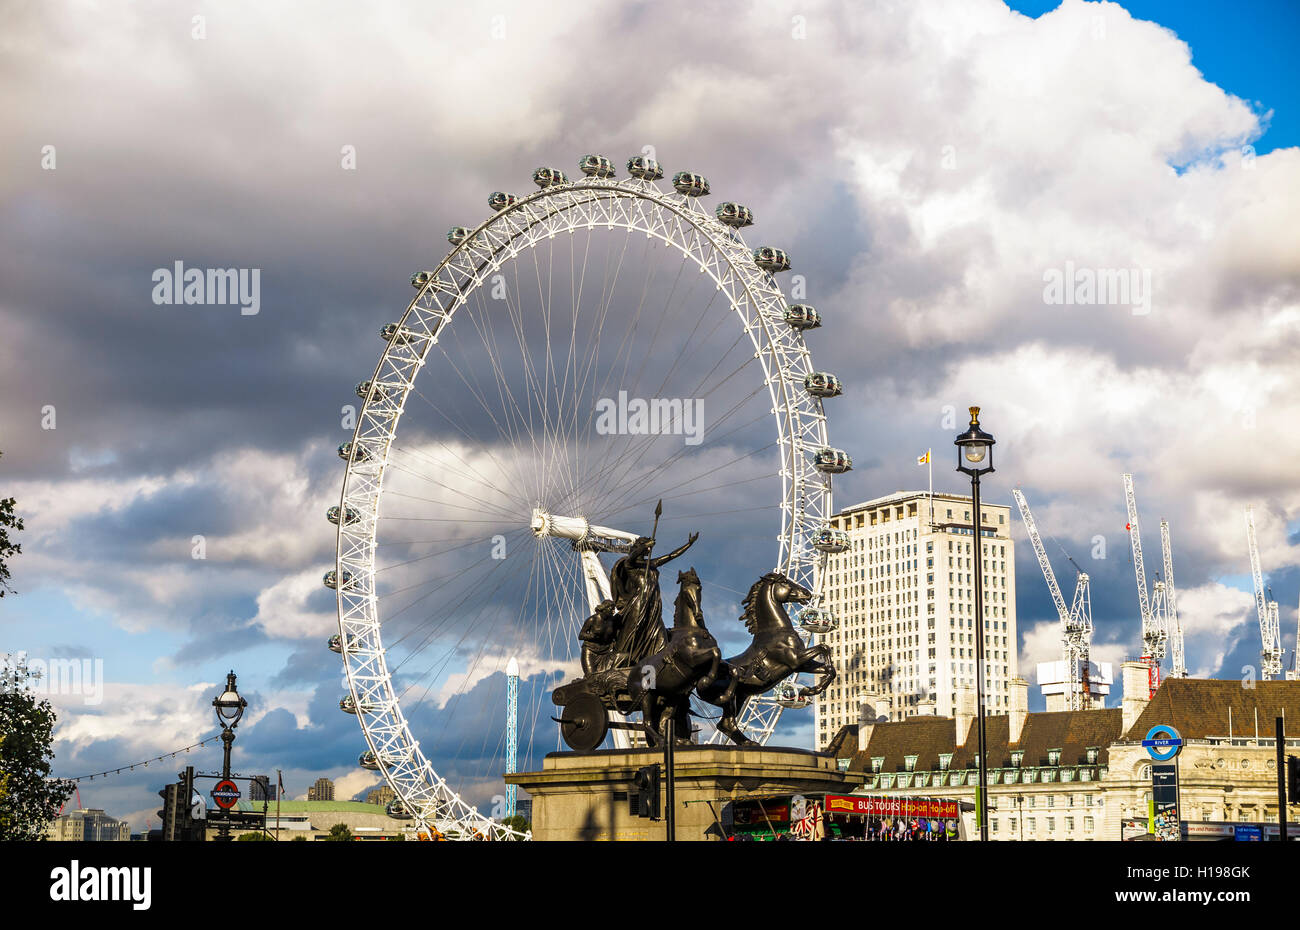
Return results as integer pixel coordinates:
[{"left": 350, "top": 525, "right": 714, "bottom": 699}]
[
  {"left": 1142, "top": 724, "right": 1183, "bottom": 762},
  {"left": 211, "top": 779, "right": 241, "bottom": 810}
]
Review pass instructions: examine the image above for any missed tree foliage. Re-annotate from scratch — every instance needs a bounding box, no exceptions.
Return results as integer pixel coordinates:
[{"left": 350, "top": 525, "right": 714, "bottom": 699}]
[
  {"left": 0, "top": 659, "right": 75, "bottom": 840},
  {"left": 501, "top": 813, "right": 531, "bottom": 838},
  {"left": 0, "top": 451, "right": 22, "bottom": 597},
  {"left": 325, "top": 822, "right": 353, "bottom": 841}
]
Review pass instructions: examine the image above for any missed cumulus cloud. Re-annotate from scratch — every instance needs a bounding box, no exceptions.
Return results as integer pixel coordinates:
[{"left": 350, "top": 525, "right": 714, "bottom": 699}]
[{"left": 1, "top": 0, "right": 1297, "bottom": 795}]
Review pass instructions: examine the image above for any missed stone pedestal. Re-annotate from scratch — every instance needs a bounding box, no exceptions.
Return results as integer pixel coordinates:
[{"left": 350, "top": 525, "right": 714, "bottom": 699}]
[{"left": 505, "top": 745, "right": 863, "bottom": 841}]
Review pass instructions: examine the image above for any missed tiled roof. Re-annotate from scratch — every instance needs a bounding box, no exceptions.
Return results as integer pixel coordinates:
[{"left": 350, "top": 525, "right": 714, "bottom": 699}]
[
  {"left": 1124, "top": 678, "right": 1300, "bottom": 741},
  {"left": 831, "top": 678, "right": 1300, "bottom": 774}
]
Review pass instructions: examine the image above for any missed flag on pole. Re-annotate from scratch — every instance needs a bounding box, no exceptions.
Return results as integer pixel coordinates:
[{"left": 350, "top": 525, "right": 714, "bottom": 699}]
[{"left": 917, "top": 451, "right": 930, "bottom": 465}]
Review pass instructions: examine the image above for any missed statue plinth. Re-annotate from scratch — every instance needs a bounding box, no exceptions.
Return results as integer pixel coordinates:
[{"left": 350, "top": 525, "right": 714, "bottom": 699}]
[{"left": 504, "top": 745, "right": 864, "bottom": 841}]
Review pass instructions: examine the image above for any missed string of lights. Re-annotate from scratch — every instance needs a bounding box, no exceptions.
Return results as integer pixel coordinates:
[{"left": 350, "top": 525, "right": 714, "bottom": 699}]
[{"left": 63, "top": 734, "right": 223, "bottom": 783}]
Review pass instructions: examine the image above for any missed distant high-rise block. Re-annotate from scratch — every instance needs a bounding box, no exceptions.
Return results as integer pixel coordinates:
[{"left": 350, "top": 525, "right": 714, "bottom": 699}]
[{"left": 814, "top": 490, "right": 1019, "bottom": 749}]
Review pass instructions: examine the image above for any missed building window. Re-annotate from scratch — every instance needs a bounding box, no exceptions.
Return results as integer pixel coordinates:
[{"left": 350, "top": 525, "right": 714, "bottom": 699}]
[{"left": 1084, "top": 817, "right": 1094, "bottom": 832}]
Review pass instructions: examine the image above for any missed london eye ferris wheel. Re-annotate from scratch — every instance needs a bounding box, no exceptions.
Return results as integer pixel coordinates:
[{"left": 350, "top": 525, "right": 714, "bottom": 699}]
[{"left": 328, "top": 153, "right": 851, "bottom": 840}]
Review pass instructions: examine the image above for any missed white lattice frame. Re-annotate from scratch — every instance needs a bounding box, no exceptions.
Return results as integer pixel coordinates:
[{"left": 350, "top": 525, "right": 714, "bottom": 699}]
[{"left": 334, "top": 175, "right": 835, "bottom": 839}]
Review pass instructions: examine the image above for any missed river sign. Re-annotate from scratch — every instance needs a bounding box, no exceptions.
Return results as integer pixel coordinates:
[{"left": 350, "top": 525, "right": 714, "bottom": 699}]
[
  {"left": 211, "top": 779, "right": 241, "bottom": 810},
  {"left": 1142, "top": 724, "right": 1183, "bottom": 761}
]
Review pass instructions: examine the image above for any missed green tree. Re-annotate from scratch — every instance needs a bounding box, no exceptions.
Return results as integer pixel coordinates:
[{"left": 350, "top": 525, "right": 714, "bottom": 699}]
[
  {"left": 0, "top": 658, "right": 75, "bottom": 840},
  {"left": 0, "top": 451, "right": 23, "bottom": 597},
  {"left": 237, "top": 831, "right": 274, "bottom": 841},
  {"left": 325, "top": 822, "right": 353, "bottom": 841},
  {"left": 501, "top": 814, "right": 531, "bottom": 838}
]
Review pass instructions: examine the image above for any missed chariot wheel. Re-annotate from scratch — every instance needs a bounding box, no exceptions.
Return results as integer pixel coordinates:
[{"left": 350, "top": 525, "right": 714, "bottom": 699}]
[
  {"left": 557, "top": 690, "right": 609, "bottom": 753},
  {"left": 331, "top": 154, "right": 846, "bottom": 840}
]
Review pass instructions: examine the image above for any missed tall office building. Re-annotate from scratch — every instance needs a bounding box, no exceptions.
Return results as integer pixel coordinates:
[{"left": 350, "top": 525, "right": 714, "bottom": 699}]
[
  {"left": 250, "top": 774, "right": 277, "bottom": 801},
  {"left": 814, "top": 490, "right": 1019, "bottom": 749},
  {"left": 307, "top": 777, "right": 335, "bottom": 802}
]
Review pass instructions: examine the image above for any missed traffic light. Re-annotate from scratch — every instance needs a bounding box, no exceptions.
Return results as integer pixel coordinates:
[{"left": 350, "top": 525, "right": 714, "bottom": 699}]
[
  {"left": 633, "top": 764, "right": 660, "bottom": 820},
  {"left": 156, "top": 783, "right": 181, "bottom": 842},
  {"left": 1288, "top": 756, "right": 1299, "bottom": 803}
]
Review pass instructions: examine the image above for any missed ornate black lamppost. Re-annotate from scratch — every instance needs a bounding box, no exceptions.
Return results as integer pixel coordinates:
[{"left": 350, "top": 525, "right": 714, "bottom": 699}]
[
  {"left": 955, "top": 406, "right": 995, "bottom": 842},
  {"left": 212, "top": 670, "right": 247, "bottom": 841}
]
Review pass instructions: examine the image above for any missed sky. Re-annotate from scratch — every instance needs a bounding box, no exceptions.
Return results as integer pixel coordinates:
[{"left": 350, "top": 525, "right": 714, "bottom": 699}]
[{"left": 2, "top": 0, "right": 1298, "bottom": 830}]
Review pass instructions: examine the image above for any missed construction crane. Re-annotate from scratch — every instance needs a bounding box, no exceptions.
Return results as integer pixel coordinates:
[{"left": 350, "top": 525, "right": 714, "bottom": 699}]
[
  {"left": 1160, "top": 520, "right": 1188, "bottom": 678},
  {"left": 1289, "top": 592, "right": 1299, "bottom": 682},
  {"left": 1013, "top": 489, "right": 1093, "bottom": 710},
  {"left": 1243, "top": 508, "right": 1283, "bottom": 680},
  {"left": 1123, "top": 474, "right": 1166, "bottom": 697}
]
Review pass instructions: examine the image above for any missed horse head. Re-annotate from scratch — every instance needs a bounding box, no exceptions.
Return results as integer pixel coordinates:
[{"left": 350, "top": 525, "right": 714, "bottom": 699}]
[{"left": 739, "top": 572, "right": 813, "bottom": 635}]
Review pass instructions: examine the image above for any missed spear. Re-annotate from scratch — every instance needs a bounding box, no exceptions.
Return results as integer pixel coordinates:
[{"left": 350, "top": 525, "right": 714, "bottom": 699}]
[
  {"left": 642, "top": 499, "right": 662, "bottom": 590},
  {"left": 637, "top": 500, "right": 663, "bottom": 655}
]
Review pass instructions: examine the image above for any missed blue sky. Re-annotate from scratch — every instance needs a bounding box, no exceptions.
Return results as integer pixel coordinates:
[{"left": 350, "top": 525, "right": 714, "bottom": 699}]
[
  {"left": 2, "top": 0, "right": 1298, "bottom": 829},
  {"left": 1006, "top": 0, "right": 1300, "bottom": 153}
]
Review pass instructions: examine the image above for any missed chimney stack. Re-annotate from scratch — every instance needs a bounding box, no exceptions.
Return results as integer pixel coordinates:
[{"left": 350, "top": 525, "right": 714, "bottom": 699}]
[
  {"left": 857, "top": 692, "right": 882, "bottom": 750},
  {"left": 954, "top": 687, "right": 977, "bottom": 745},
  {"left": 1008, "top": 676, "right": 1029, "bottom": 744},
  {"left": 1121, "top": 660, "right": 1152, "bottom": 734}
]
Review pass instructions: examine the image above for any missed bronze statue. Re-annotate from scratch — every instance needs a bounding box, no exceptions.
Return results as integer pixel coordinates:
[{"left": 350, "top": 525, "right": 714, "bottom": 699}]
[
  {"left": 627, "top": 567, "right": 722, "bottom": 745},
  {"left": 553, "top": 504, "right": 836, "bottom": 751},
  {"left": 695, "top": 572, "right": 836, "bottom": 745}
]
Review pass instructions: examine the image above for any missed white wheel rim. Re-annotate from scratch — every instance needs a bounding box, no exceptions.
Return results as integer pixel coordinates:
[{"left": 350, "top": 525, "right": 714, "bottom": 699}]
[{"left": 334, "top": 171, "right": 838, "bottom": 840}]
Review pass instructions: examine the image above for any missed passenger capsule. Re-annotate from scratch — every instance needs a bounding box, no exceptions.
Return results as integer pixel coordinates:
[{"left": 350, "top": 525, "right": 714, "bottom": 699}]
[
  {"left": 326, "top": 506, "right": 360, "bottom": 526},
  {"left": 804, "top": 372, "right": 843, "bottom": 398},
  {"left": 359, "top": 750, "right": 379, "bottom": 771},
  {"left": 386, "top": 799, "right": 413, "bottom": 820},
  {"left": 411, "top": 270, "right": 432, "bottom": 289},
  {"left": 812, "top": 526, "right": 850, "bottom": 553},
  {"left": 715, "top": 202, "right": 753, "bottom": 228},
  {"left": 532, "top": 166, "right": 569, "bottom": 187},
  {"left": 323, "top": 569, "right": 354, "bottom": 591},
  {"left": 798, "top": 607, "right": 839, "bottom": 634},
  {"left": 328, "top": 633, "right": 359, "bottom": 653},
  {"left": 578, "top": 154, "right": 616, "bottom": 178},
  {"left": 380, "top": 322, "right": 418, "bottom": 346},
  {"left": 338, "top": 441, "right": 372, "bottom": 464},
  {"left": 784, "top": 304, "right": 821, "bottom": 330},
  {"left": 488, "top": 191, "right": 518, "bottom": 211},
  {"left": 340, "top": 695, "right": 376, "bottom": 715},
  {"left": 355, "top": 380, "right": 394, "bottom": 402},
  {"left": 447, "top": 226, "right": 472, "bottom": 246},
  {"left": 626, "top": 155, "right": 664, "bottom": 180},
  {"left": 672, "top": 171, "right": 710, "bottom": 197},
  {"left": 753, "top": 247, "right": 791, "bottom": 273},
  {"left": 813, "top": 447, "right": 853, "bottom": 474},
  {"left": 774, "top": 682, "right": 811, "bottom": 709}
]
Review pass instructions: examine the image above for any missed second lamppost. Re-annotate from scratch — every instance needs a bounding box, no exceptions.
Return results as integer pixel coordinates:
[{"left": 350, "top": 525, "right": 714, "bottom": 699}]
[
  {"left": 212, "top": 670, "right": 247, "bottom": 841},
  {"left": 955, "top": 406, "right": 995, "bottom": 842}
]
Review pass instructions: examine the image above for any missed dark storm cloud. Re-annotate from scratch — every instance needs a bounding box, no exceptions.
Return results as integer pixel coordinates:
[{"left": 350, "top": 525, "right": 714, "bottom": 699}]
[{"left": 4, "top": 0, "right": 1298, "bottom": 812}]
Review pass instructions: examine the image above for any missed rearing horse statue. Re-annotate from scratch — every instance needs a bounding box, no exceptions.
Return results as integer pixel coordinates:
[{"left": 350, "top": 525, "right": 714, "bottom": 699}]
[{"left": 696, "top": 572, "right": 837, "bottom": 745}]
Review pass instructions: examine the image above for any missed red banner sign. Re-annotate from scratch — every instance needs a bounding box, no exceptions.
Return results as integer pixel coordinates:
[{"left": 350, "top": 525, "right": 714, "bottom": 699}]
[{"left": 824, "top": 795, "right": 959, "bottom": 819}]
